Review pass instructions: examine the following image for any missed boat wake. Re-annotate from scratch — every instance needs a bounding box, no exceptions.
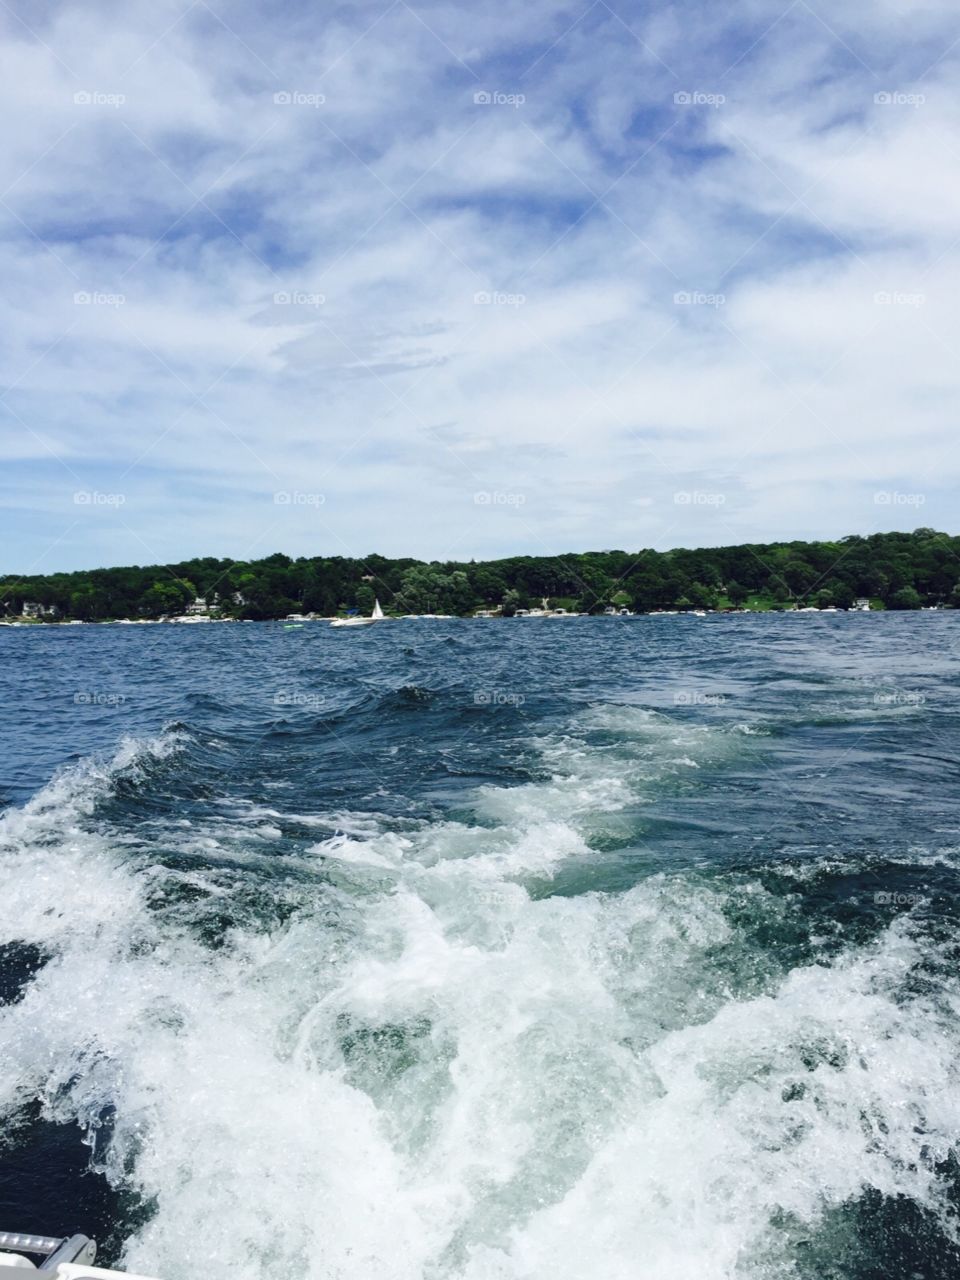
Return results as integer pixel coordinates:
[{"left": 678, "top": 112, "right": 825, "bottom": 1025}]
[{"left": 0, "top": 710, "right": 958, "bottom": 1279}]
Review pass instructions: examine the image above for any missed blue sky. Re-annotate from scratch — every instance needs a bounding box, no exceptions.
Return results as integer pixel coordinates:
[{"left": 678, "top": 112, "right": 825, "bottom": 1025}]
[{"left": 1, "top": 0, "right": 957, "bottom": 572}]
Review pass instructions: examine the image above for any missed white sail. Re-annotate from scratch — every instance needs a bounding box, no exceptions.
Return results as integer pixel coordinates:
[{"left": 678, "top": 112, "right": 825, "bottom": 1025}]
[{"left": 372, "top": 599, "right": 384, "bottom": 619}]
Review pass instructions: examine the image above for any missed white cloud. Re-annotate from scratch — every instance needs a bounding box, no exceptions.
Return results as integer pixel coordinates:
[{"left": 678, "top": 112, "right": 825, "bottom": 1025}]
[{"left": 1, "top": 0, "right": 958, "bottom": 568}]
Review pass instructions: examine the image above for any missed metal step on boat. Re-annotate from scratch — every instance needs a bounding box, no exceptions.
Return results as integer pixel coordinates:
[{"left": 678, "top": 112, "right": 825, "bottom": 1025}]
[{"left": 0, "top": 1232, "right": 158, "bottom": 1278}]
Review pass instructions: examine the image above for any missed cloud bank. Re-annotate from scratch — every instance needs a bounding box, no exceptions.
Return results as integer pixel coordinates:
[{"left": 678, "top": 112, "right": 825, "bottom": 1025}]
[{"left": 1, "top": 0, "right": 957, "bottom": 570}]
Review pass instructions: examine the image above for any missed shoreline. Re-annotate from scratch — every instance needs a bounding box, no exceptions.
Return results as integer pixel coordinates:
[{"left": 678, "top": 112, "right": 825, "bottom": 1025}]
[{"left": 0, "top": 607, "right": 949, "bottom": 627}]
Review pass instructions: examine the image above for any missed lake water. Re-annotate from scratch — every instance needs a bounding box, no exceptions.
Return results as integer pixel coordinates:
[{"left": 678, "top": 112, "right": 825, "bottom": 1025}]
[{"left": 1, "top": 614, "right": 958, "bottom": 1278}]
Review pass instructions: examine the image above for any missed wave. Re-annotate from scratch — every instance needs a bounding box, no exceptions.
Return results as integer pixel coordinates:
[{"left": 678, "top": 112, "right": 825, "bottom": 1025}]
[
  {"left": 0, "top": 708, "right": 957, "bottom": 1278},
  {"left": 0, "top": 728, "right": 190, "bottom": 951}
]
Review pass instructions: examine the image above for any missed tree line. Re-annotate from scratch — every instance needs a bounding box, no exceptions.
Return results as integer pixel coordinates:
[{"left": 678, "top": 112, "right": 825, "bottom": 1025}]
[{"left": 2, "top": 529, "right": 958, "bottom": 621}]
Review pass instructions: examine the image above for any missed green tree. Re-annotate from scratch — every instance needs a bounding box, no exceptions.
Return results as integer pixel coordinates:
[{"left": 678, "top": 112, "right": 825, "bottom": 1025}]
[
  {"left": 629, "top": 569, "right": 669, "bottom": 613},
  {"left": 889, "top": 586, "right": 922, "bottom": 610},
  {"left": 783, "top": 560, "right": 815, "bottom": 597},
  {"left": 501, "top": 589, "right": 521, "bottom": 617},
  {"left": 687, "top": 582, "right": 718, "bottom": 609},
  {"left": 572, "top": 566, "right": 613, "bottom": 614},
  {"left": 7, "top": 528, "right": 960, "bottom": 623},
  {"left": 355, "top": 584, "right": 376, "bottom": 614},
  {"left": 140, "top": 580, "right": 192, "bottom": 617}
]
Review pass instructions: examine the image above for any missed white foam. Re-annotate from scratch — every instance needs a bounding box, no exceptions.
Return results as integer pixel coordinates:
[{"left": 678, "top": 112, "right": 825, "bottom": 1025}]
[
  {"left": 0, "top": 730, "right": 187, "bottom": 948},
  {"left": 0, "top": 713, "right": 956, "bottom": 1279}
]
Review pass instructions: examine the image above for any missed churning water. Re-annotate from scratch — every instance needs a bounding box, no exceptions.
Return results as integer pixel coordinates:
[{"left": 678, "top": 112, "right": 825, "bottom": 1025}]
[{"left": 1, "top": 614, "right": 959, "bottom": 1278}]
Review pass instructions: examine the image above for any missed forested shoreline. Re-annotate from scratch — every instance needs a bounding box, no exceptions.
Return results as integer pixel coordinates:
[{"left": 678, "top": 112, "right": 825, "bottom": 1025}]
[{"left": 2, "top": 529, "right": 957, "bottom": 620}]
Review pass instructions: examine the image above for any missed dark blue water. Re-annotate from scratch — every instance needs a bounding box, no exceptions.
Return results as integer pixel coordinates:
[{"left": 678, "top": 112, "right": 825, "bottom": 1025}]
[{"left": 1, "top": 615, "right": 958, "bottom": 1278}]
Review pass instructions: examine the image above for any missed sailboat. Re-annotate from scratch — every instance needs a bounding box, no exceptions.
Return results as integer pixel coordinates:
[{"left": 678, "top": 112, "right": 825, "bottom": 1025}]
[{"left": 330, "top": 599, "right": 385, "bottom": 628}]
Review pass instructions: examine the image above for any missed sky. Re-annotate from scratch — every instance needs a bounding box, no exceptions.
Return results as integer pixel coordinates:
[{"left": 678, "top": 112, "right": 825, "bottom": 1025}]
[{"left": 1, "top": 0, "right": 958, "bottom": 573}]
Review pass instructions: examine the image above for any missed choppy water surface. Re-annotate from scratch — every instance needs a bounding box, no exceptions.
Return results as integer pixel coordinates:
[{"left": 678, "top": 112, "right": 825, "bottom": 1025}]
[{"left": 1, "top": 614, "right": 959, "bottom": 1279}]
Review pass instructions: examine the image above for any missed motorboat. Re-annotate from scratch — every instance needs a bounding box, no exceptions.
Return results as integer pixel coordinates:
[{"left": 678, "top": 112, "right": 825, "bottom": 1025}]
[{"left": 0, "top": 1230, "right": 157, "bottom": 1278}]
